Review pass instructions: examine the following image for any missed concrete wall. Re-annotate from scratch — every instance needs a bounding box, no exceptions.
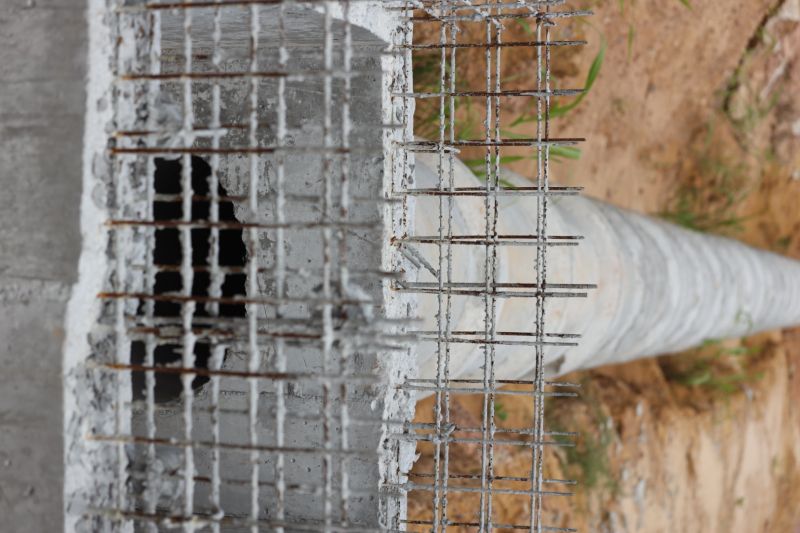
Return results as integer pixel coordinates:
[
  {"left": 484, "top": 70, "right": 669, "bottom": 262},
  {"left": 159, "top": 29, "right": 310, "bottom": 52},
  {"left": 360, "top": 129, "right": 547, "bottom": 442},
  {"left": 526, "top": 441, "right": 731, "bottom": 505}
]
[
  {"left": 0, "top": 0, "right": 86, "bottom": 529},
  {"left": 61, "top": 3, "right": 415, "bottom": 529}
]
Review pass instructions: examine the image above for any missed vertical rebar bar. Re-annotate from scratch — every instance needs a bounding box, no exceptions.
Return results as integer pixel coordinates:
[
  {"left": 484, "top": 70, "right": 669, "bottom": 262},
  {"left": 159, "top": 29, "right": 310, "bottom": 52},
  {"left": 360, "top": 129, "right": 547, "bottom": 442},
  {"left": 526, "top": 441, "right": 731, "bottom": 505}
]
[
  {"left": 69, "top": 2, "right": 586, "bottom": 531},
  {"left": 396, "top": 2, "right": 586, "bottom": 532}
]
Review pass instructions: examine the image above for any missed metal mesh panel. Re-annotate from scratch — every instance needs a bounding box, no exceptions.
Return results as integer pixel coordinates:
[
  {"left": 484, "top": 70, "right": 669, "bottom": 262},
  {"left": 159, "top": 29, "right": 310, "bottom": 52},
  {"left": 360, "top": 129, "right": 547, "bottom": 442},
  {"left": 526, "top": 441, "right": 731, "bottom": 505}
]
[
  {"left": 387, "top": 1, "right": 588, "bottom": 531},
  {"left": 67, "top": 0, "right": 588, "bottom": 531},
  {"left": 68, "top": 1, "right": 408, "bottom": 530}
]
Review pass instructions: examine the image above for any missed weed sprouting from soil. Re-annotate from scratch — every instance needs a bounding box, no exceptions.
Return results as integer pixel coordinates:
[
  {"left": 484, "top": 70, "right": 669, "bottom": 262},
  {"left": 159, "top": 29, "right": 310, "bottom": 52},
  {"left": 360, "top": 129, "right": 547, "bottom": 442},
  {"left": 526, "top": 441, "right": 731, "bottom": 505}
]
[
  {"left": 548, "top": 382, "right": 619, "bottom": 496},
  {"left": 660, "top": 123, "right": 755, "bottom": 234},
  {"left": 659, "top": 338, "right": 766, "bottom": 396}
]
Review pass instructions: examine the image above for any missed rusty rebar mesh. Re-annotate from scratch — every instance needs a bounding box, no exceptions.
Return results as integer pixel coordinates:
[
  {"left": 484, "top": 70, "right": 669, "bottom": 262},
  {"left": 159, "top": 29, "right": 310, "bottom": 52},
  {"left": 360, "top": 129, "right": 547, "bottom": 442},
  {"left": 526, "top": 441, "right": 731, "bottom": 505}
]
[
  {"left": 388, "top": 1, "right": 587, "bottom": 531},
  {"left": 80, "top": 1, "right": 409, "bottom": 530},
  {"left": 72, "top": 0, "right": 586, "bottom": 530}
]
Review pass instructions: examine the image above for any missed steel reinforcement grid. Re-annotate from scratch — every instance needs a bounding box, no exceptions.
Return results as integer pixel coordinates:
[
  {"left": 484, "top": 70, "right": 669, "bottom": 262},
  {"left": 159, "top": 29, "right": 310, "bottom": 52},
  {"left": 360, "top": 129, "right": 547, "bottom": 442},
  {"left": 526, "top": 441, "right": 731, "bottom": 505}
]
[{"left": 64, "top": 0, "right": 589, "bottom": 531}]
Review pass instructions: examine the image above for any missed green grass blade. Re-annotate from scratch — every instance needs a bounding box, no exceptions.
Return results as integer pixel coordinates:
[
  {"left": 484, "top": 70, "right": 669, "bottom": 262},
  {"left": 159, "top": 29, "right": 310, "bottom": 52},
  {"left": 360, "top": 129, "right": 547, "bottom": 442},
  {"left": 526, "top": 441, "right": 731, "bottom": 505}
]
[
  {"left": 465, "top": 154, "right": 526, "bottom": 169},
  {"left": 550, "top": 40, "right": 606, "bottom": 118},
  {"left": 627, "top": 25, "right": 635, "bottom": 61},
  {"left": 550, "top": 146, "right": 582, "bottom": 160},
  {"left": 515, "top": 19, "right": 533, "bottom": 36}
]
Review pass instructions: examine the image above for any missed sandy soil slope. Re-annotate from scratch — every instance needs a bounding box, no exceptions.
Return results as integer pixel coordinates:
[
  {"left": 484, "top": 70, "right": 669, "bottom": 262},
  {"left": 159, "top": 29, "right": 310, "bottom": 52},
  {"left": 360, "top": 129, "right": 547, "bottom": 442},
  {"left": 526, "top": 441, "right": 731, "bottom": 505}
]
[{"left": 409, "top": 1, "right": 800, "bottom": 530}]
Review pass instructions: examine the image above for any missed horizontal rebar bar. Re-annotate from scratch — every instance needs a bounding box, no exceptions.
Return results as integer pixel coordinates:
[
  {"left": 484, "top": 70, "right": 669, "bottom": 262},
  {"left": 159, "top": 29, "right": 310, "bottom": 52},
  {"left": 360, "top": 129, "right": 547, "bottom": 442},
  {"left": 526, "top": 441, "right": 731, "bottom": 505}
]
[
  {"left": 400, "top": 39, "right": 585, "bottom": 50},
  {"left": 400, "top": 137, "right": 584, "bottom": 149},
  {"left": 398, "top": 384, "right": 578, "bottom": 397},
  {"left": 395, "top": 185, "right": 582, "bottom": 196},
  {"left": 119, "top": 69, "right": 376, "bottom": 81},
  {"left": 89, "top": 433, "right": 378, "bottom": 456},
  {"left": 111, "top": 145, "right": 383, "bottom": 156},
  {"left": 397, "top": 88, "right": 582, "bottom": 99},
  {"left": 392, "top": 288, "right": 588, "bottom": 298},
  {"left": 95, "top": 363, "right": 380, "bottom": 383},
  {"left": 408, "top": 472, "right": 577, "bottom": 485},
  {"left": 84, "top": 508, "right": 387, "bottom": 533},
  {"left": 405, "top": 377, "right": 581, "bottom": 388},
  {"left": 416, "top": 336, "right": 577, "bottom": 347},
  {"left": 406, "top": 8, "right": 591, "bottom": 22},
  {"left": 398, "top": 482, "right": 573, "bottom": 498},
  {"left": 400, "top": 518, "right": 577, "bottom": 533},
  {"left": 107, "top": 219, "right": 380, "bottom": 230},
  {"left": 386, "top": 433, "right": 575, "bottom": 448},
  {"left": 394, "top": 235, "right": 582, "bottom": 246}
]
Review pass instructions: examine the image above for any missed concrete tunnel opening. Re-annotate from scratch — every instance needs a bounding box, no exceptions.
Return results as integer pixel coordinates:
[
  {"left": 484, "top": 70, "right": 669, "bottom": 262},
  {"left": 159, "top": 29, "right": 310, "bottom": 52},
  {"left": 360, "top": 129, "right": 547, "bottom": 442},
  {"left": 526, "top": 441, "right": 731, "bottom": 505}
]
[{"left": 130, "top": 156, "right": 247, "bottom": 404}]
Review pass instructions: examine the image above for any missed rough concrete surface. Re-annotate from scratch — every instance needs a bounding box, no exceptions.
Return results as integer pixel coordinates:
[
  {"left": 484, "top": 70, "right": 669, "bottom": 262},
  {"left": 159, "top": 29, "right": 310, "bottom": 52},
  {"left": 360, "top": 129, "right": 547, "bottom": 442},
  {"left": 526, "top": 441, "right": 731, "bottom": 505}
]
[
  {"left": 61, "top": 2, "right": 416, "bottom": 529},
  {"left": 0, "top": 0, "right": 86, "bottom": 530}
]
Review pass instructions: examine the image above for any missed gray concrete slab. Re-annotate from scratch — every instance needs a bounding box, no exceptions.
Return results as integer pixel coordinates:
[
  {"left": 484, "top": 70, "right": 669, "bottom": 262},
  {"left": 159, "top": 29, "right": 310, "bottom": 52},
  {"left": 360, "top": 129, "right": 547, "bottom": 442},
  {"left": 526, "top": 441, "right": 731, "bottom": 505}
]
[{"left": 0, "top": 0, "right": 86, "bottom": 530}]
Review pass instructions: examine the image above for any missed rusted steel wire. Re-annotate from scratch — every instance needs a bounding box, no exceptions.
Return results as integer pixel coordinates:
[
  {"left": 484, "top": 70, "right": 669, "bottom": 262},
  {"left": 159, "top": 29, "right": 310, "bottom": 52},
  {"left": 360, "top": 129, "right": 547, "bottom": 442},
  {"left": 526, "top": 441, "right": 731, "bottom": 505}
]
[
  {"left": 388, "top": 1, "right": 589, "bottom": 531},
  {"left": 72, "top": 1, "right": 589, "bottom": 530}
]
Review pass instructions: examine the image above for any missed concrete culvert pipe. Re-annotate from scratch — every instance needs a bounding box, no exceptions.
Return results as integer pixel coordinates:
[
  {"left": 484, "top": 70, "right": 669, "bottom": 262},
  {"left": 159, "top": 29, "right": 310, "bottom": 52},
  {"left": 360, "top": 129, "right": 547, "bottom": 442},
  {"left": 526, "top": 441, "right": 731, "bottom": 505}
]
[{"left": 412, "top": 152, "right": 800, "bottom": 380}]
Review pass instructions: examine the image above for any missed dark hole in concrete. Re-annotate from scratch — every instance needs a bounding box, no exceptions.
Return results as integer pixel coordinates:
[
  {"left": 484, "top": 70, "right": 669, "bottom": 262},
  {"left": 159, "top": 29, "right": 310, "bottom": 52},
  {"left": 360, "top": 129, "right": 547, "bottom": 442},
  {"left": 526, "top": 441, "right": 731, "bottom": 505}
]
[{"left": 132, "top": 156, "right": 247, "bottom": 403}]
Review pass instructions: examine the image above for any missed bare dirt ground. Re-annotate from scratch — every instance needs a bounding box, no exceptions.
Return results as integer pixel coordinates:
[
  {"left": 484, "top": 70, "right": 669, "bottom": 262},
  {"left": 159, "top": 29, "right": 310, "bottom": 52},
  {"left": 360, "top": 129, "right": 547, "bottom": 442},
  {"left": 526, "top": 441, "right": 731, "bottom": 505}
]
[{"left": 409, "top": 0, "right": 800, "bottom": 531}]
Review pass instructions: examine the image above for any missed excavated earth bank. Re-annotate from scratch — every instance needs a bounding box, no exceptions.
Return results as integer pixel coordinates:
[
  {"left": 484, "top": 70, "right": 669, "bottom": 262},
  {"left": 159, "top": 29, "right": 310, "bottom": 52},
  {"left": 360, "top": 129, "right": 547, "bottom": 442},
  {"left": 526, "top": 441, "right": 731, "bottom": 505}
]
[{"left": 411, "top": 0, "right": 800, "bottom": 530}]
